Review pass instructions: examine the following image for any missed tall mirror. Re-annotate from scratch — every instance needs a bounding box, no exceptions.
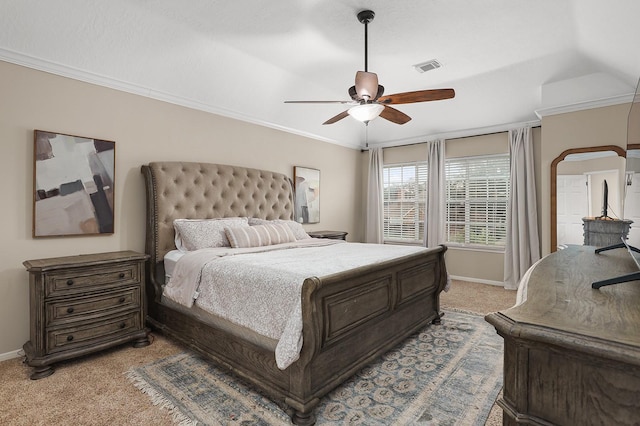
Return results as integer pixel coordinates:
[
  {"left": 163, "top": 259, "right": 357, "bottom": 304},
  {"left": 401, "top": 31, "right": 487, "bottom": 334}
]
[
  {"left": 551, "top": 76, "right": 640, "bottom": 254},
  {"left": 623, "top": 74, "right": 640, "bottom": 248},
  {"left": 625, "top": 145, "right": 640, "bottom": 248},
  {"left": 588, "top": 76, "right": 640, "bottom": 288},
  {"left": 550, "top": 145, "right": 626, "bottom": 252}
]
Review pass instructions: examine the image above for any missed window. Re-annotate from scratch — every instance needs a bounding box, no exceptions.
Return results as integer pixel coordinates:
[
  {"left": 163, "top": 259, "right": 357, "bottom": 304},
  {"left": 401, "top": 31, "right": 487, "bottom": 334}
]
[
  {"left": 383, "top": 162, "right": 428, "bottom": 243},
  {"left": 445, "top": 154, "right": 510, "bottom": 248}
]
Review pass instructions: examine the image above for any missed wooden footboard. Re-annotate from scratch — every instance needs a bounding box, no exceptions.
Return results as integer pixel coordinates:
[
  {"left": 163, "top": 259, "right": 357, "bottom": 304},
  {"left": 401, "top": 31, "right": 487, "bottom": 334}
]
[
  {"left": 290, "top": 246, "right": 447, "bottom": 423},
  {"left": 145, "top": 246, "right": 446, "bottom": 424}
]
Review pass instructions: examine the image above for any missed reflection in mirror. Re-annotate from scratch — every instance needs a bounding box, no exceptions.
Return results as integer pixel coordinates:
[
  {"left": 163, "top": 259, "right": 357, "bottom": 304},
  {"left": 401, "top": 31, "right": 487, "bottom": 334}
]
[
  {"left": 625, "top": 146, "right": 640, "bottom": 248},
  {"left": 550, "top": 145, "right": 626, "bottom": 252},
  {"left": 625, "top": 77, "right": 640, "bottom": 248},
  {"left": 590, "top": 76, "right": 640, "bottom": 288},
  {"left": 556, "top": 151, "right": 626, "bottom": 247}
]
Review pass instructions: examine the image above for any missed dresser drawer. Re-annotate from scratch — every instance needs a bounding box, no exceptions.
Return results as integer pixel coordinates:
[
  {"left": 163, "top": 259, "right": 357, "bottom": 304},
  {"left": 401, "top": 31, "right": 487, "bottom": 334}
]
[
  {"left": 46, "top": 312, "right": 142, "bottom": 353},
  {"left": 46, "top": 287, "right": 141, "bottom": 327},
  {"left": 45, "top": 261, "right": 141, "bottom": 297}
]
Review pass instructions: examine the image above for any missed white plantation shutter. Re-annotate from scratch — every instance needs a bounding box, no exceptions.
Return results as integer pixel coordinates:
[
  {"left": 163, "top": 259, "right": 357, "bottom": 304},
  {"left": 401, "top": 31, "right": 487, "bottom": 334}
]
[
  {"left": 445, "top": 155, "right": 510, "bottom": 247},
  {"left": 383, "top": 162, "right": 428, "bottom": 243}
]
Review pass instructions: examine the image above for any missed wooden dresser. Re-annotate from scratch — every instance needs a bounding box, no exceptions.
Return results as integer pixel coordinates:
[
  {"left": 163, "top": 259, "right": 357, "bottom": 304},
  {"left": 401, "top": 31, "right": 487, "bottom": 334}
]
[
  {"left": 23, "top": 251, "right": 150, "bottom": 379},
  {"left": 486, "top": 245, "right": 640, "bottom": 425}
]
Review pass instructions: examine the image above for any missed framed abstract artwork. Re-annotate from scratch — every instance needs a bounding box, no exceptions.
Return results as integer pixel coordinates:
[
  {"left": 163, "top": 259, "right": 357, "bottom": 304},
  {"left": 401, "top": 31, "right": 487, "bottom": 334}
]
[
  {"left": 33, "top": 130, "right": 115, "bottom": 237},
  {"left": 294, "top": 166, "right": 320, "bottom": 224}
]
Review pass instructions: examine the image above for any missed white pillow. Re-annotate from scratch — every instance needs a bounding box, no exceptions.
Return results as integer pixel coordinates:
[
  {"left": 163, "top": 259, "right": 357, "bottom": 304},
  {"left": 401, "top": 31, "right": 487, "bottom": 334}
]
[
  {"left": 248, "top": 218, "right": 311, "bottom": 240},
  {"left": 174, "top": 217, "right": 249, "bottom": 251},
  {"left": 225, "top": 223, "right": 297, "bottom": 248}
]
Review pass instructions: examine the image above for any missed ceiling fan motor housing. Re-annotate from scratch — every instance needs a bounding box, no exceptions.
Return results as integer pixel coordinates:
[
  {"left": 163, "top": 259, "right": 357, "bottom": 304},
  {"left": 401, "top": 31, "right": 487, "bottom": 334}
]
[{"left": 357, "top": 10, "right": 375, "bottom": 24}]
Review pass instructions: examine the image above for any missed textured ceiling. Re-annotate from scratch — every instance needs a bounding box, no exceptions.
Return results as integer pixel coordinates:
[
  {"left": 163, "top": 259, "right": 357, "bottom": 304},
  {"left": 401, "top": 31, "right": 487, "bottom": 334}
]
[{"left": 1, "top": 0, "right": 639, "bottom": 149}]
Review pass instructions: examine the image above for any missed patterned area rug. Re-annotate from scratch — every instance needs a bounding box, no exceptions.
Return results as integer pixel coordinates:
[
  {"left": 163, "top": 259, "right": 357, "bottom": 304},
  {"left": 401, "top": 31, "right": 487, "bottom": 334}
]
[{"left": 127, "top": 310, "right": 502, "bottom": 425}]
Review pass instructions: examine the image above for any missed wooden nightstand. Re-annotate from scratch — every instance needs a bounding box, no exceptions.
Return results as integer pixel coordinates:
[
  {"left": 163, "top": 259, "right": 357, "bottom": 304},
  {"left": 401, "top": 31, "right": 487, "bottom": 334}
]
[
  {"left": 307, "top": 230, "right": 348, "bottom": 240},
  {"left": 23, "top": 250, "right": 150, "bottom": 379}
]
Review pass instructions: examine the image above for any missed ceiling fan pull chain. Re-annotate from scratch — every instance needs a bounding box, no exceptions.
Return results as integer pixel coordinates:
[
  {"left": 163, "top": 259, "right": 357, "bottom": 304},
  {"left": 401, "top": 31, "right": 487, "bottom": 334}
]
[{"left": 365, "top": 121, "right": 369, "bottom": 148}]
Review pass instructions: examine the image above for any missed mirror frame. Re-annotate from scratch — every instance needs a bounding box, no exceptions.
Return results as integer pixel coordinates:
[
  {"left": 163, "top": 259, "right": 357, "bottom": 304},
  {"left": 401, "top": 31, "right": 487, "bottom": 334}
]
[{"left": 550, "top": 144, "right": 627, "bottom": 252}]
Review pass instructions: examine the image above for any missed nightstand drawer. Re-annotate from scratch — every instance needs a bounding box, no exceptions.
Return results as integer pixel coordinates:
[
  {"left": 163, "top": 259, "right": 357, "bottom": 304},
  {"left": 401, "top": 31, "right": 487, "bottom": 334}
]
[
  {"left": 46, "top": 288, "right": 141, "bottom": 326},
  {"left": 45, "top": 262, "right": 141, "bottom": 297},
  {"left": 46, "top": 312, "right": 141, "bottom": 353}
]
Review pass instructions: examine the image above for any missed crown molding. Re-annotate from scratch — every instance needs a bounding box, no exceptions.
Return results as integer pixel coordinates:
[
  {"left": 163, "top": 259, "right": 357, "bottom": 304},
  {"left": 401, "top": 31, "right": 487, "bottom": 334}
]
[
  {"left": 534, "top": 93, "right": 635, "bottom": 119},
  {"left": 0, "top": 48, "right": 362, "bottom": 150},
  {"left": 365, "top": 119, "right": 541, "bottom": 149},
  {"left": 7, "top": 46, "right": 630, "bottom": 152}
]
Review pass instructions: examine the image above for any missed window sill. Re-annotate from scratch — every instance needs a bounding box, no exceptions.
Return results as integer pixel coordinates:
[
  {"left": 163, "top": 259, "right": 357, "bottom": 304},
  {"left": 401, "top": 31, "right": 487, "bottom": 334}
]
[
  {"left": 445, "top": 244, "right": 505, "bottom": 254},
  {"left": 383, "top": 240, "right": 423, "bottom": 246}
]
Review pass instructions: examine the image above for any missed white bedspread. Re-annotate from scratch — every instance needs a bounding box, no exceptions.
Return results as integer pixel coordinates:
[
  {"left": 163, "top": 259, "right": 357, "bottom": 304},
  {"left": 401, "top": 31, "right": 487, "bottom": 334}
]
[{"left": 163, "top": 241, "right": 429, "bottom": 369}]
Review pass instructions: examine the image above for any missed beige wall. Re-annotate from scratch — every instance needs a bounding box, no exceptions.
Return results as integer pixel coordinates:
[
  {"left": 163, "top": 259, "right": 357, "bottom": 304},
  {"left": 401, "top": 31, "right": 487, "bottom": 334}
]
[
  {"left": 0, "top": 61, "right": 363, "bottom": 356},
  {"left": 541, "top": 104, "right": 630, "bottom": 255},
  {"left": 2, "top": 57, "right": 632, "bottom": 355}
]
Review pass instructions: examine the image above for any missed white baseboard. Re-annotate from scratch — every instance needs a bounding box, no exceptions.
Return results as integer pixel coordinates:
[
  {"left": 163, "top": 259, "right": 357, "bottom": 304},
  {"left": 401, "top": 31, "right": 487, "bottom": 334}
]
[
  {"left": 0, "top": 349, "right": 23, "bottom": 362},
  {"left": 449, "top": 275, "right": 504, "bottom": 287}
]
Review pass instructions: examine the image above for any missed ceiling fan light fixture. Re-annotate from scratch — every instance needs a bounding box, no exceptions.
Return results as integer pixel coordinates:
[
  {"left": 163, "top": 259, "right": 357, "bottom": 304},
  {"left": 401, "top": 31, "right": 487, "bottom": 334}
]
[{"left": 348, "top": 103, "right": 384, "bottom": 122}]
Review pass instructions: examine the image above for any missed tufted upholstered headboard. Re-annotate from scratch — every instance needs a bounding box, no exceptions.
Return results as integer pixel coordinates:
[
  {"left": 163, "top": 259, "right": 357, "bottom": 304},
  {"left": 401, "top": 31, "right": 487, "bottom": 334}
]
[{"left": 141, "top": 162, "right": 294, "bottom": 289}]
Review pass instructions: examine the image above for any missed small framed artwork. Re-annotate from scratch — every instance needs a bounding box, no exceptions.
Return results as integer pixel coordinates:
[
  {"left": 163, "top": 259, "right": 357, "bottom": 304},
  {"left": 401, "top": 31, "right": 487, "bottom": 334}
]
[
  {"left": 33, "top": 130, "right": 115, "bottom": 237},
  {"left": 294, "top": 166, "right": 320, "bottom": 224}
]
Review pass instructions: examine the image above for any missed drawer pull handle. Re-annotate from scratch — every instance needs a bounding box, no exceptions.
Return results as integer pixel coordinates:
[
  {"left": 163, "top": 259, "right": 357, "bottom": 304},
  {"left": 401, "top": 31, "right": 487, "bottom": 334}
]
[
  {"left": 119, "top": 322, "right": 126, "bottom": 329},
  {"left": 66, "top": 335, "right": 74, "bottom": 342},
  {"left": 66, "top": 279, "right": 74, "bottom": 286},
  {"left": 118, "top": 272, "right": 125, "bottom": 279},
  {"left": 66, "top": 307, "right": 74, "bottom": 314},
  {"left": 119, "top": 297, "right": 126, "bottom": 303}
]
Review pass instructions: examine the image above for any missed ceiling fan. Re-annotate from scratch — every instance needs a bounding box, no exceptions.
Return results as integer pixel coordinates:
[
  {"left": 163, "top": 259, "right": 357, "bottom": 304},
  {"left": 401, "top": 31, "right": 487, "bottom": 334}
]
[{"left": 285, "top": 10, "right": 455, "bottom": 125}]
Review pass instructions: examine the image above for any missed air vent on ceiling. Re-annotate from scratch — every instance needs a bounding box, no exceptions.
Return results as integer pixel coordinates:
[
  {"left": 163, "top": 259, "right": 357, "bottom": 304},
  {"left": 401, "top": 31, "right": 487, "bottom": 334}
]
[{"left": 413, "top": 59, "right": 442, "bottom": 73}]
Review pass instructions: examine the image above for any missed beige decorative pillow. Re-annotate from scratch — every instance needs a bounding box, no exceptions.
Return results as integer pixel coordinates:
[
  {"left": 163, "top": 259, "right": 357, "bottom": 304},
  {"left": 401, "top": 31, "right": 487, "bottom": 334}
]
[
  {"left": 225, "top": 223, "right": 297, "bottom": 248},
  {"left": 174, "top": 217, "right": 249, "bottom": 251},
  {"left": 248, "top": 218, "right": 311, "bottom": 240}
]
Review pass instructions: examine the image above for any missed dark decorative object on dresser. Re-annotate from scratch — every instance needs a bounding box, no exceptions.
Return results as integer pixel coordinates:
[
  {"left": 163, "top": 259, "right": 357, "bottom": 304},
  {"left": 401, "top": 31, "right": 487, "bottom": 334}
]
[
  {"left": 23, "top": 251, "right": 150, "bottom": 380},
  {"left": 306, "top": 230, "right": 348, "bottom": 240}
]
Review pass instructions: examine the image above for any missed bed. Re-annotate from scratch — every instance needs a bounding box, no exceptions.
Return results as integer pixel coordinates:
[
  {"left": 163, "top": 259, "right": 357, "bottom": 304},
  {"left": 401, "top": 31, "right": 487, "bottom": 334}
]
[{"left": 141, "top": 161, "right": 448, "bottom": 424}]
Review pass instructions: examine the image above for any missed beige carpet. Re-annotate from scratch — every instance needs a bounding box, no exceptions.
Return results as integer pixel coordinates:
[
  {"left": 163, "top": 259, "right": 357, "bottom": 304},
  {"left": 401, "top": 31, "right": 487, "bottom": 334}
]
[
  {"left": 440, "top": 279, "right": 517, "bottom": 316},
  {"left": 0, "top": 279, "right": 516, "bottom": 426},
  {"left": 440, "top": 280, "right": 518, "bottom": 426}
]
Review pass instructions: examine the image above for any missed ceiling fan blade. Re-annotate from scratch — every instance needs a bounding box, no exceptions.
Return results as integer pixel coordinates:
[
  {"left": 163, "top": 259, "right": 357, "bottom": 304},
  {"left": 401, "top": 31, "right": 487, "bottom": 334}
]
[
  {"left": 355, "top": 71, "right": 379, "bottom": 99},
  {"left": 284, "top": 100, "right": 353, "bottom": 104},
  {"left": 323, "top": 110, "right": 350, "bottom": 125},
  {"left": 378, "top": 88, "right": 455, "bottom": 105},
  {"left": 379, "top": 105, "right": 411, "bottom": 125}
]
